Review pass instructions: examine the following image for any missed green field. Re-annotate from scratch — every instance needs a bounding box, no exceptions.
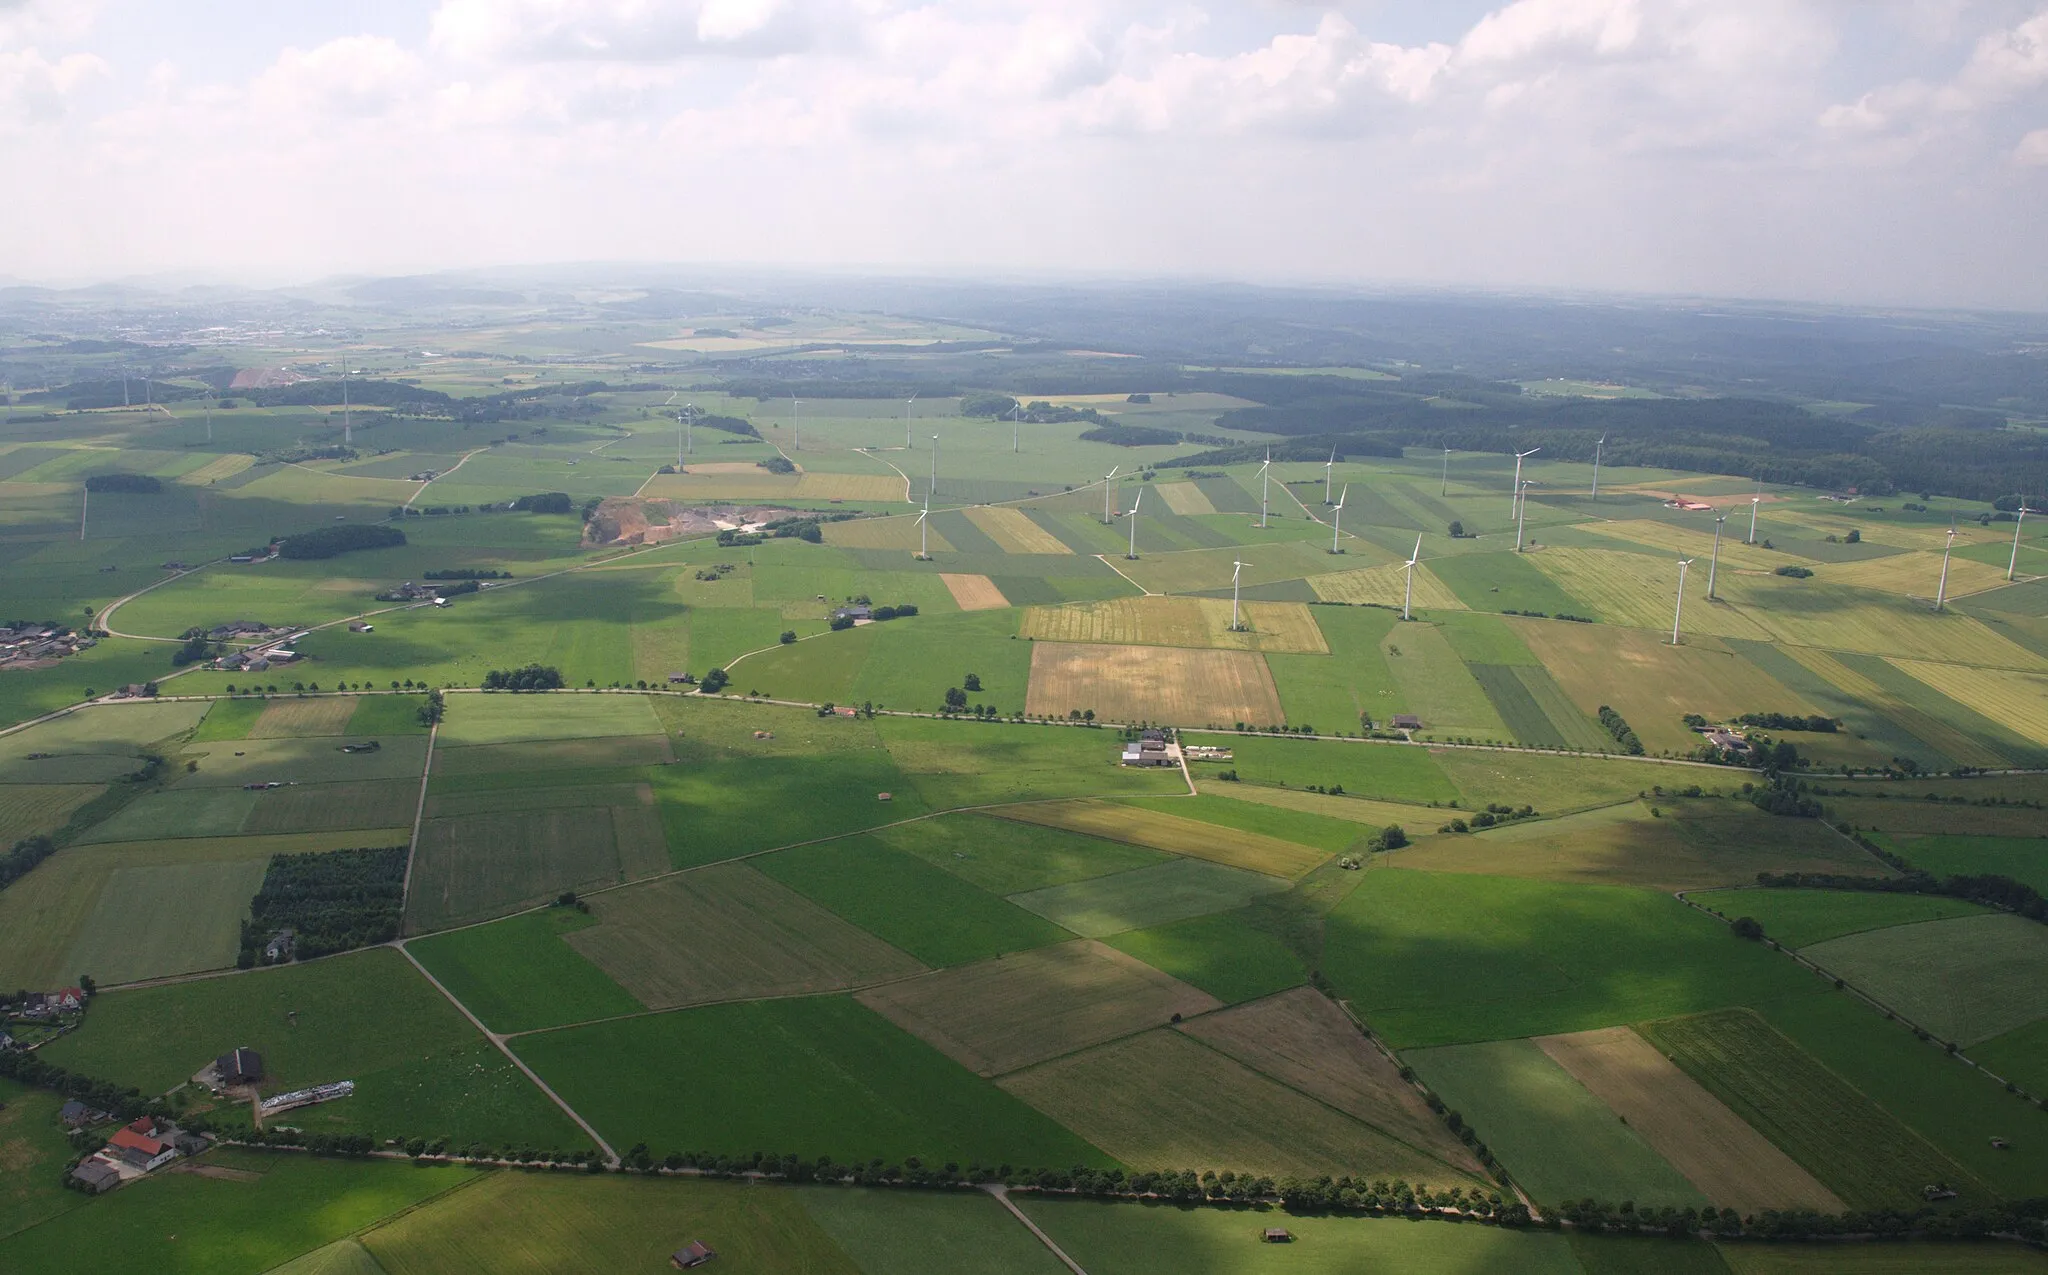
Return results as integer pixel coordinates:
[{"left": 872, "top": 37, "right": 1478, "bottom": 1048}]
[
  {"left": 1697, "top": 888, "right": 1990, "bottom": 948},
  {"left": 873, "top": 812, "right": 1170, "bottom": 894},
  {"left": 755, "top": 837, "right": 1072, "bottom": 966},
  {"left": 1007, "top": 858, "right": 1291, "bottom": 938},
  {"left": 405, "top": 908, "right": 643, "bottom": 1034},
  {"left": 0, "top": 1080, "right": 90, "bottom": 1241},
  {"left": 1405, "top": 1038, "right": 1708, "bottom": 1209},
  {"left": 60, "top": 857, "right": 267, "bottom": 983},
  {"left": 799, "top": 1188, "right": 1067, "bottom": 1275},
  {"left": 1801, "top": 914, "right": 2048, "bottom": 1046},
  {"left": 1118, "top": 792, "right": 1369, "bottom": 855},
  {"left": 1104, "top": 908, "right": 1308, "bottom": 1003},
  {"left": 362, "top": 1172, "right": 860, "bottom": 1275},
  {"left": 513, "top": 995, "right": 1113, "bottom": 1168},
  {"left": 192, "top": 695, "right": 268, "bottom": 741},
  {"left": 0, "top": 1148, "right": 476, "bottom": 1275},
  {"left": 436, "top": 691, "right": 666, "bottom": 746},
  {"left": 1322, "top": 870, "right": 1811, "bottom": 1047},
  {"left": 1192, "top": 735, "right": 1461, "bottom": 803},
  {"left": 1886, "top": 834, "right": 2048, "bottom": 893},
  {"left": 1641, "top": 1009, "right": 1983, "bottom": 1209},
  {"left": 1021, "top": 1196, "right": 1583, "bottom": 1275},
  {"left": 40, "top": 948, "right": 591, "bottom": 1150}
]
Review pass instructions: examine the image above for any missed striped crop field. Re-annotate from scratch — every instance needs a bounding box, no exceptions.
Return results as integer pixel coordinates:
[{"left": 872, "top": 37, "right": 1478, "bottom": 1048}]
[
  {"left": 939, "top": 573, "right": 1010, "bottom": 610},
  {"left": 1024, "top": 641, "right": 1284, "bottom": 728},
  {"left": 965, "top": 506, "right": 1072, "bottom": 555},
  {"left": 990, "top": 798, "right": 1329, "bottom": 878},
  {"left": 248, "top": 695, "right": 361, "bottom": 738},
  {"left": 1575, "top": 518, "right": 1789, "bottom": 570},
  {"left": 1308, "top": 562, "right": 1463, "bottom": 610},
  {"left": 1526, "top": 548, "right": 1773, "bottom": 639},
  {"left": 1019, "top": 596, "right": 1329, "bottom": 653},
  {"left": 825, "top": 514, "right": 952, "bottom": 553},
  {"left": 175, "top": 453, "right": 255, "bottom": 485},
  {"left": 1821, "top": 550, "right": 2011, "bottom": 599},
  {"left": 1781, "top": 647, "right": 2009, "bottom": 768},
  {"left": 1153, "top": 481, "right": 1216, "bottom": 515},
  {"left": 1112, "top": 540, "right": 1358, "bottom": 595},
  {"left": 1890, "top": 661, "right": 2048, "bottom": 747},
  {"left": 1716, "top": 576, "right": 2047, "bottom": 669}
]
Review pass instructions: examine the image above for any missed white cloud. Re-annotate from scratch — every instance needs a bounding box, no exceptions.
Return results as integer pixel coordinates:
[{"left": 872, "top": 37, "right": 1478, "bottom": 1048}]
[{"left": 2018, "top": 124, "right": 2048, "bottom": 162}]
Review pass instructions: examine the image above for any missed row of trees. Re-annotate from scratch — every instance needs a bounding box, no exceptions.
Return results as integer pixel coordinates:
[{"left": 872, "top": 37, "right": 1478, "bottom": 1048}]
[
  {"left": 1597, "top": 705, "right": 1644, "bottom": 755},
  {"left": 482, "top": 664, "right": 564, "bottom": 691},
  {"left": 0, "top": 834, "right": 57, "bottom": 892}
]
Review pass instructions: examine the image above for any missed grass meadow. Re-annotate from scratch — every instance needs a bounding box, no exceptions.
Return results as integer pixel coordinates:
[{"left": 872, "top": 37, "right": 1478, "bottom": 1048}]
[
  {"left": 991, "top": 800, "right": 1328, "bottom": 878},
  {"left": 1696, "top": 888, "right": 1989, "bottom": 948},
  {"left": 513, "top": 995, "right": 1113, "bottom": 1169},
  {"left": 797, "top": 1187, "right": 1067, "bottom": 1275},
  {"left": 1801, "top": 914, "right": 2048, "bottom": 1046},
  {"left": 873, "top": 812, "right": 1170, "bottom": 894},
  {"left": 1406, "top": 1037, "right": 1708, "bottom": 1209},
  {"left": 405, "top": 907, "right": 643, "bottom": 1034},
  {"left": 755, "top": 837, "right": 1072, "bottom": 967},
  {"left": 1118, "top": 791, "right": 1371, "bottom": 855},
  {"left": 1887, "top": 833, "right": 2048, "bottom": 892},
  {"left": 0, "top": 1079, "right": 89, "bottom": 1241},
  {"left": 0, "top": 1149, "right": 477, "bottom": 1275},
  {"left": 1104, "top": 909, "right": 1307, "bottom": 1002},
  {"left": 1008, "top": 859, "right": 1291, "bottom": 939},
  {"left": 41, "top": 949, "right": 591, "bottom": 1150},
  {"left": 1195, "top": 735, "right": 1461, "bottom": 803}
]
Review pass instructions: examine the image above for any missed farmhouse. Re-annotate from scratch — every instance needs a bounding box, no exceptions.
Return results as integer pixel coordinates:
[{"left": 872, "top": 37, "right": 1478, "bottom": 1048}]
[
  {"left": 107, "top": 1122, "right": 178, "bottom": 1172},
  {"left": 59, "top": 1099, "right": 109, "bottom": 1127},
  {"left": 1119, "top": 736, "right": 1178, "bottom": 767},
  {"left": 670, "top": 1240, "right": 717, "bottom": 1269},
  {"left": 1702, "top": 728, "right": 1751, "bottom": 753},
  {"left": 1391, "top": 714, "right": 1423, "bottom": 731},
  {"left": 216, "top": 1046, "right": 264, "bottom": 1086},
  {"left": 69, "top": 1159, "right": 121, "bottom": 1194}
]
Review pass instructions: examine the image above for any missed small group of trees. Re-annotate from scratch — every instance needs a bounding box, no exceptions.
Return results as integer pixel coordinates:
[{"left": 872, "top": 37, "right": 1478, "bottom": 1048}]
[
  {"left": 1, "top": 834, "right": 58, "bottom": 892},
  {"left": 1437, "top": 803, "right": 1538, "bottom": 833},
  {"left": 423, "top": 568, "right": 511, "bottom": 580},
  {"left": 509, "top": 491, "right": 573, "bottom": 514},
  {"left": 1597, "top": 705, "right": 1644, "bottom": 755},
  {"left": 699, "top": 668, "right": 730, "bottom": 693},
  {"left": 418, "top": 688, "right": 444, "bottom": 726},
  {"left": 1734, "top": 712, "right": 1838, "bottom": 733},
  {"left": 277, "top": 524, "right": 406, "bottom": 560},
  {"left": 482, "top": 664, "right": 563, "bottom": 691},
  {"left": 238, "top": 845, "right": 406, "bottom": 967}
]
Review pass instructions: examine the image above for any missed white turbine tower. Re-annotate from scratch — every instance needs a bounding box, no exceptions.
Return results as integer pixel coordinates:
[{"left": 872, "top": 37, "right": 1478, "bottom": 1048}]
[
  {"left": 791, "top": 394, "right": 801, "bottom": 452},
  {"left": 1707, "top": 513, "right": 1727, "bottom": 599},
  {"left": 1441, "top": 447, "right": 1451, "bottom": 497},
  {"left": 1746, "top": 479, "right": 1762, "bottom": 544},
  {"left": 915, "top": 492, "right": 932, "bottom": 560},
  {"left": 1936, "top": 526, "right": 1957, "bottom": 611},
  {"left": 340, "top": 357, "right": 350, "bottom": 446},
  {"left": 1515, "top": 480, "right": 1533, "bottom": 552},
  {"left": 1402, "top": 534, "right": 1423, "bottom": 621},
  {"left": 1101, "top": 465, "right": 1121, "bottom": 524},
  {"left": 1591, "top": 435, "right": 1605, "bottom": 500},
  {"left": 1229, "top": 560, "right": 1248, "bottom": 631},
  {"left": 905, "top": 393, "right": 916, "bottom": 450},
  {"left": 204, "top": 392, "right": 214, "bottom": 444},
  {"left": 929, "top": 434, "right": 940, "bottom": 500},
  {"left": 1258, "top": 452, "right": 1272, "bottom": 528},
  {"left": 1125, "top": 489, "right": 1143, "bottom": 560},
  {"left": 1012, "top": 401, "right": 1022, "bottom": 453},
  {"left": 1328, "top": 484, "right": 1348, "bottom": 554},
  {"left": 1510, "top": 447, "right": 1540, "bottom": 520},
  {"left": 1671, "top": 558, "right": 1693, "bottom": 644},
  {"left": 1323, "top": 448, "right": 1336, "bottom": 506},
  {"left": 2011, "top": 500, "right": 2033, "bottom": 581}
]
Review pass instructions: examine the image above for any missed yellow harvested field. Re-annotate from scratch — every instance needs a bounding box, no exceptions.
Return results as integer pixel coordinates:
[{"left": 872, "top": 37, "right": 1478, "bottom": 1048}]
[
  {"left": 1575, "top": 519, "right": 1785, "bottom": 570},
  {"left": 247, "top": 696, "right": 360, "bottom": 738},
  {"left": 1153, "top": 481, "right": 1216, "bottom": 515},
  {"left": 796, "top": 472, "right": 905, "bottom": 501},
  {"left": 1890, "top": 661, "right": 2048, "bottom": 747},
  {"left": 1024, "top": 641, "right": 1284, "bottom": 728},
  {"left": 176, "top": 454, "right": 254, "bottom": 485},
  {"left": 1527, "top": 548, "right": 1773, "bottom": 639},
  {"left": 1182, "top": 988, "right": 1483, "bottom": 1174},
  {"left": 824, "top": 515, "right": 950, "bottom": 552},
  {"left": 856, "top": 939, "right": 1220, "bottom": 1076},
  {"left": 1001, "top": 1029, "right": 1490, "bottom": 1182},
  {"left": 1020, "top": 596, "right": 1328, "bottom": 654},
  {"left": 1512, "top": 620, "right": 1819, "bottom": 755},
  {"left": 1195, "top": 780, "right": 1444, "bottom": 830},
  {"left": 675, "top": 461, "right": 761, "bottom": 474},
  {"left": 1821, "top": 550, "right": 2011, "bottom": 599},
  {"left": 568, "top": 863, "right": 924, "bottom": 1009},
  {"left": 939, "top": 573, "right": 1009, "bottom": 611},
  {"left": 990, "top": 798, "right": 1327, "bottom": 878},
  {"left": 1309, "top": 562, "right": 1464, "bottom": 610},
  {"left": 965, "top": 506, "right": 1072, "bottom": 555},
  {"left": 1536, "top": 1026, "right": 1844, "bottom": 1214},
  {"left": 1785, "top": 648, "right": 2012, "bottom": 768}
]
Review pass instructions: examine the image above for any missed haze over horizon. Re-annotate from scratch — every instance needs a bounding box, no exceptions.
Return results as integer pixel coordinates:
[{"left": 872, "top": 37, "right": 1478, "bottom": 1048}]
[{"left": 3, "top": 0, "right": 2047, "bottom": 310}]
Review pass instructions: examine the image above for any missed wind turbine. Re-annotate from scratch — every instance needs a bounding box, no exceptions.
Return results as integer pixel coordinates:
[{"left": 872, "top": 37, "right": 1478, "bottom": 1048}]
[
  {"left": 905, "top": 393, "right": 916, "bottom": 450},
  {"left": 1936, "top": 526, "right": 1957, "bottom": 611},
  {"left": 682, "top": 402, "right": 698, "bottom": 459},
  {"left": 1671, "top": 558, "right": 1693, "bottom": 644},
  {"left": 1125, "top": 489, "right": 1143, "bottom": 559},
  {"left": 1329, "top": 484, "right": 1348, "bottom": 554},
  {"left": 791, "top": 394, "right": 801, "bottom": 452},
  {"left": 1101, "top": 465, "right": 1121, "bottom": 524},
  {"left": 1511, "top": 447, "right": 1540, "bottom": 520},
  {"left": 1591, "top": 435, "right": 1605, "bottom": 500},
  {"left": 1323, "top": 448, "right": 1336, "bottom": 506},
  {"left": 2011, "top": 500, "right": 2033, "bottom": 581},
  {"left": 204, "top": 392, "right": 214, "bottom": 444},
  {"left": 1441, "top": 447, "right": 1451, "bottom": 497},
  {"left": 929, "top": 434, "right": 940, "bottom": 500},
  {"left": 1402, "top": 534, "right": 1423, "bottom": 621},
  {"left": 1229, "top": 560, "right": 1248, "bottom": 631},
  {"left": 1746, "top": 479, "right": 1762, "bottom": 544},
  {"left": 915, "top": 492, "right": 932, "bottom": 560},
  {"left": 1515, "top": 480, "right": 1533, "bottom": 551},
  {"left": 1012, "top": 401, "right": 1022, "bottom": 453},
  {"left": 1707, "top": 513, "right": 1727, "bottom": 599},
  {"left": 340, "top": 357, "right": 350, "bottom": 446},
  {"left": 1258, "top": 452, "right": 1272, "bottom": 528}
]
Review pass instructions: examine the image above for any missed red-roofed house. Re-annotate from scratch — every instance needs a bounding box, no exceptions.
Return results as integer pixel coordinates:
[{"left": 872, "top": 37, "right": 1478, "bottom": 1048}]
[{"left": 108, "top": 1126, "right": 177, "bottom": 1172}]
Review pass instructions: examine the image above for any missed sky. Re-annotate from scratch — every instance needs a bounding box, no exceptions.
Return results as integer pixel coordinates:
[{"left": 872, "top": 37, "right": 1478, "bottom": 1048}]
[{"left": 2, "top": 0, "right": 2046, "bottom": 309}]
